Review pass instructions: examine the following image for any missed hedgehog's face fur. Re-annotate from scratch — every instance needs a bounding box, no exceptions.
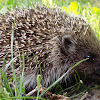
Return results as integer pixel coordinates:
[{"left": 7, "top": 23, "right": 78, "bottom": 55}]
[
  {"left": 47, "top": 26, "right": 100, "bottom": 85},
  {"left": 58, "top": 26, "right": 100, "bottom": 77}
]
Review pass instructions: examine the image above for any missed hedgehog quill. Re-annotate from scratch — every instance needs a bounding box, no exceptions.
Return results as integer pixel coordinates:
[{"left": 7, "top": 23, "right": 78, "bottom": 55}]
[{"left": 0, "top": 5, "right": 100, "bottom": 92}]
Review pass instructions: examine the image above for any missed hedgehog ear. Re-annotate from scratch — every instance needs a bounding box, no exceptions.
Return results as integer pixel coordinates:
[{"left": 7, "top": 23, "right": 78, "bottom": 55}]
[{"left": 62, "top": 35, "right": 75, "bottom": 54}]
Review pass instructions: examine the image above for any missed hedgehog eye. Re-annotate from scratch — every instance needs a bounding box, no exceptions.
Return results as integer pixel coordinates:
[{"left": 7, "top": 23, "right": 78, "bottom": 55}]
[{"left": 85, "top": 53, "right": 95, "bottom": 63}]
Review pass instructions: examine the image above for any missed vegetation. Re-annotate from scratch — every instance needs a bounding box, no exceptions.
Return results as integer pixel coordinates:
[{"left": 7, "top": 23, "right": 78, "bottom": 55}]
[{"left": 0, "top": 0, "right": 100, "bottom": 100}]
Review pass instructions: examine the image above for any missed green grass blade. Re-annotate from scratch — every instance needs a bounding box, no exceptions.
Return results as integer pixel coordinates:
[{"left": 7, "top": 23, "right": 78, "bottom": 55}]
[
  {"left": 36, "top": 75, "right": 41, "bottom": 100},
  {"left": 19, "top": 50, "right": 25, "bottom": 98},
  {"left": 11, "top": 22, "right": 19, "bottom": 97}
]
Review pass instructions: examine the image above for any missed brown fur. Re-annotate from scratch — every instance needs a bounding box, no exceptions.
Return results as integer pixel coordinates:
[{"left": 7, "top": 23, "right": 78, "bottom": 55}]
[{"left": 0, "top": 5, "right": 100, "bottom": 91}]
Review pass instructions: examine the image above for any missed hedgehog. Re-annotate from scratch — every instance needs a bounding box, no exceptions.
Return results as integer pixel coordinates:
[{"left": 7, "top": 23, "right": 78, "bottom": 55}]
[{"left": 0, "top": 5, "right": 100, "bottom": 92}]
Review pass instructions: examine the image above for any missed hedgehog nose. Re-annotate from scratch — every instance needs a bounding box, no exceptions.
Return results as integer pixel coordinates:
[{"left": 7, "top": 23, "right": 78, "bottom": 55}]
[{"left": 95, "top": 68, "right": 100, "bottom": 76}]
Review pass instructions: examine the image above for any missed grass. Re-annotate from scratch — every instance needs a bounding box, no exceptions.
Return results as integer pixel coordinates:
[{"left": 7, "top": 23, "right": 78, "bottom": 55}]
[{"left": 0, "top": 0, "right": 100, "bottom": 100}]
